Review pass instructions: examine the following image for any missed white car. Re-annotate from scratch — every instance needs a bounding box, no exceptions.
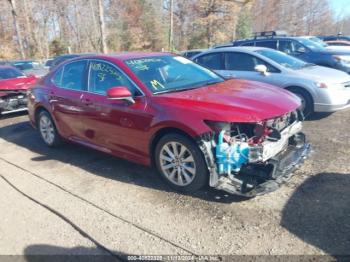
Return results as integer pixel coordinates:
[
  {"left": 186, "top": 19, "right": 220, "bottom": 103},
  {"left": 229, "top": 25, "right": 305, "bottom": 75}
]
[{"left": 193, "top": 47, "right": 350, "bottom": 116}]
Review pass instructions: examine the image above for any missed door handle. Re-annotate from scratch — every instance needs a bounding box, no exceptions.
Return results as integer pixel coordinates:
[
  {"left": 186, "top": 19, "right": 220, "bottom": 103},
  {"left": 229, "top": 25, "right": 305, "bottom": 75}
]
[
  {"left": 49, "top": 91, "right": 58, "bottom": 102},
  {"left": 82, "top": 98, "right": 93, "bottom": 106}
]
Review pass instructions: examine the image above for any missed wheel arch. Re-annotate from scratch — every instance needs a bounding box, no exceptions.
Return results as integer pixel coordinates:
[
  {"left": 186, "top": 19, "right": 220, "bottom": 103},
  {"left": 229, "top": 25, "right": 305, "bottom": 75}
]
[
  {"left": 34, "top": 105, "right": 50, "bottom": 127},
  {"left": 149, "top": 127, "right": 198, "bottom": 167},
  {"left": 285, "top": 86, "right": 314, "bottom": 105}
]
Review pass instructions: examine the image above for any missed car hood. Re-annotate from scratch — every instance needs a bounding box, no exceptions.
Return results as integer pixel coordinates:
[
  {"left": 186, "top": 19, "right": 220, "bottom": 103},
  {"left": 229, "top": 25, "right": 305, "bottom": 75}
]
[
  {"left": 153, "top": 79, "right": 301, "bottom": 123},
  {"left": 325, "top": 46, "right": 350, "bottom": 53},
  {"left": 296, "top": 65, "right": 350, "bottom": 84},
  {"left": 0, "top": 75, "right": 37, "bottom": 91},
  {"left": 320, "top": 48, "right": 350, "bottom": 55}
]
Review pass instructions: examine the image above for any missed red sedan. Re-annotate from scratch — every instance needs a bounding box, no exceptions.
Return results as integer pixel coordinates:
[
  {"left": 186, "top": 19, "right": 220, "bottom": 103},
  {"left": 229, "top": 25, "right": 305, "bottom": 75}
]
[
  {"left": 28, "top": 53, "right": 310, "bottom": 197},
  {"left": 0, "top": 66, "right": 37, "bottom": 115}
]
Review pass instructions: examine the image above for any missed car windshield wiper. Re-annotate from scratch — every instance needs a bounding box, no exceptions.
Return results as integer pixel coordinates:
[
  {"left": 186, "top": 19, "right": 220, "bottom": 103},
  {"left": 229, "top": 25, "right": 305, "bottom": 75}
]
[
  {"left": 154, "top": 80, "right": 222, "bottom": 95},
  {"left": 202, "top": 80, "right": 222, "bottom": 86},
  {"left": 300, "top": 63, "right": 316, "bottom": 69},
  {"left": 154, "top": 86, "right": 200, "bottom": 95}
]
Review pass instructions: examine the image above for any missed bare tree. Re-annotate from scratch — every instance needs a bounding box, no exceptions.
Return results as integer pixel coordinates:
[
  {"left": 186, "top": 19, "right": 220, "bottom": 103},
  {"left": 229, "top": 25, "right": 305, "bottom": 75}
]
[
  {"left": 98, "top": 0, "right": 108, "bottom": 53},
  {"left": 8, "top": 0, "right": 25, "bottom": 59}
]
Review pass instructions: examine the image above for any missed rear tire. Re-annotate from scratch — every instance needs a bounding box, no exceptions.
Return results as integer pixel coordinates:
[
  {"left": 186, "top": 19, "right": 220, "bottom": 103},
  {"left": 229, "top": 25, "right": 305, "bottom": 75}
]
[
  {"left": 37, "top": 111, "right": 62, "bottom": 147},
  {"left": 155, "top": 133, "right": 208, "bottom": 193}
]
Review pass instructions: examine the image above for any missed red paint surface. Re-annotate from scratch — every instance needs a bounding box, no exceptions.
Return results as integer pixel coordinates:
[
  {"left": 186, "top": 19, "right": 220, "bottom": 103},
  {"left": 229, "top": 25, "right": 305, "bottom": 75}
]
[{"left": 28, "top": 54, "right": 300, "bottom": 166}]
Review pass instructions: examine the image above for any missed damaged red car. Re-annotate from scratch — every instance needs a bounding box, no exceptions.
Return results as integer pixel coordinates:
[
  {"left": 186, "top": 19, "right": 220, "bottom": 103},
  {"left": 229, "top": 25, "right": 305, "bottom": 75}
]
[
  {"left": 28, "top": 53, "right": 311, "bottom": 197},
  {"left": 0, "top": 65, "right": 37, "bottom": 115}
]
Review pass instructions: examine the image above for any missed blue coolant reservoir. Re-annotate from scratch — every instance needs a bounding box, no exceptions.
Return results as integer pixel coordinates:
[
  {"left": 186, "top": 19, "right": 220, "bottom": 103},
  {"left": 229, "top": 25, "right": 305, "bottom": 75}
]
[{"left": 216, "top": 130, "right": 250, "bottom": 174}]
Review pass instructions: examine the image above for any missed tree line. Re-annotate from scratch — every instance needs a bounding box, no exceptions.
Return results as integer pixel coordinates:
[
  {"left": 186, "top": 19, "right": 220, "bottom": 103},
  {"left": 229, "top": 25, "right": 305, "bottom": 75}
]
[{"left": 1, "top": 0, "right": 349, "bottom": 59}]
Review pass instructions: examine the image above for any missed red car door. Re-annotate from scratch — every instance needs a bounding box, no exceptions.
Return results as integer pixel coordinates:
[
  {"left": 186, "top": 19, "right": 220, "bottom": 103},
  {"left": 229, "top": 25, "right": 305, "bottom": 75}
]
[
  {"left": 49, "top": 60, "right": 89, "bottom": 139},
  {"left": 78, "top": 60, "right": 153, "bottom": 163}
]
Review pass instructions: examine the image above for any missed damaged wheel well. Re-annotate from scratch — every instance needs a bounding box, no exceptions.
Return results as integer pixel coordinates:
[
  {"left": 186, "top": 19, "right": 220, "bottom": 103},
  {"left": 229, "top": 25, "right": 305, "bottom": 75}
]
[
  {"left": 150, "top": 127, "right": 196, "bottom": 167},
  {"left": 34, "top": 106, "right": 49, "bottom": 127}
]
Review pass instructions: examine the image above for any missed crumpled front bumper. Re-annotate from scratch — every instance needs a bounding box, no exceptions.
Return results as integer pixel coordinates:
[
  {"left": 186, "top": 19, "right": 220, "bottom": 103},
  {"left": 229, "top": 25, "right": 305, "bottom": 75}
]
[{"left": 214, "top": 134, "right": 312, "bottom": 197}]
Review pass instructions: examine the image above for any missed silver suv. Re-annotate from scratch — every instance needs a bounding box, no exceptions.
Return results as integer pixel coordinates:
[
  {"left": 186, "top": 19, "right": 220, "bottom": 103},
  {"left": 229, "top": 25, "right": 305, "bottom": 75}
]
[{"left": 192, "top": 47, "right": 350, "bottom": 116}]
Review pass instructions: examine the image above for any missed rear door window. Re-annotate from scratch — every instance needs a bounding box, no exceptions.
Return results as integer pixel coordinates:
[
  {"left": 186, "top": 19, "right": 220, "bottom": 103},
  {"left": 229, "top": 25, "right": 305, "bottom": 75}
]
[
  {"left": 60, "top": 60, "right": 87, "bottom": 91},
  {"left": 255, "top": 40, "right": 277, "bottom": 49},
  {"left": 194, "top": 53, "right": 224, "bottom": 70}
]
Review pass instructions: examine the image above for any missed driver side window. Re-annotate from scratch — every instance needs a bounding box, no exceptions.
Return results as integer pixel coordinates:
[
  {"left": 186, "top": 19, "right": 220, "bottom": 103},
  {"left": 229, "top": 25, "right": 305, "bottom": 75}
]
[
  {"left": 195, "top": 53, "right": 224, "bottom": 70},
  {"left": 88, "top": 61, "right": 139, "bottom": 96},
  {"left": 224, "top": 52, "right": 279, "bottom": 73},
  {"left": 292, "top": 41, "right": 307, "bottom": 53}
]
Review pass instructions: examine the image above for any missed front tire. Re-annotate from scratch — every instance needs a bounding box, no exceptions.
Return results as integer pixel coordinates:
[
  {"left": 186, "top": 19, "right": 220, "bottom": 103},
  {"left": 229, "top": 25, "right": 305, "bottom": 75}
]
[
  {"left": 37, "top": 111, "right": 61, "bottom": 147},
  {"left": 155, "top": 133, "right": 208, "bottom": 193},
  {"left": 289, "top": 88, "right": 313, "bottom": 117}
]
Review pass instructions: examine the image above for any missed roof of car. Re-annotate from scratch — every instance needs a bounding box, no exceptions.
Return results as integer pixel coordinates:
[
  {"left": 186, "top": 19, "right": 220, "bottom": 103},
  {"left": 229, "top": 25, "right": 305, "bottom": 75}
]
[
  {"left": 182, "top": 49, "right": 207, "bottom": 53},
  {"left": 107, "top": 52, "right": 172, "bottom": 60},
  {"left": 206, "top": 46, "right": 268, "bottom": 53},
  {"left": 0, "top": 65, "right": 18, "bottom": 70},
  {"left": 62, "top": 52, "right": 173, "bottom": 62},
  {"left": 234, "top": 36, "right": 300, "bottom": 42}
]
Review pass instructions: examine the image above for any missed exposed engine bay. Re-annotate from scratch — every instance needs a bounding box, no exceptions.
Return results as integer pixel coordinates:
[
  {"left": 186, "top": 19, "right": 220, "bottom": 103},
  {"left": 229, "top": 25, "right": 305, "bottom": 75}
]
[
  {"left": 198, "top": 110, "right": 311, "bottom": 197},
  {"left": 0, "top": 90, "right": 28, "bottom": 115}
]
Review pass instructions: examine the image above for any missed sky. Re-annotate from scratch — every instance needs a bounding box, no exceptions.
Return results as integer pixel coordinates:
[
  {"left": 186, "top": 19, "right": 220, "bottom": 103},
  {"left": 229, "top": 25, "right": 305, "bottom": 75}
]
[{"left": 329, "top": 0, "right": 350, "bottom": 18}]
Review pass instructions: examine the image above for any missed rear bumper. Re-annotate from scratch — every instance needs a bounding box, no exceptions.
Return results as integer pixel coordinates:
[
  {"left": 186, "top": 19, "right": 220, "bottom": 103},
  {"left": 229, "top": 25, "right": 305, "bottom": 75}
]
[{"left": 215, "top": 134, "right": 311, "bottom": 197}]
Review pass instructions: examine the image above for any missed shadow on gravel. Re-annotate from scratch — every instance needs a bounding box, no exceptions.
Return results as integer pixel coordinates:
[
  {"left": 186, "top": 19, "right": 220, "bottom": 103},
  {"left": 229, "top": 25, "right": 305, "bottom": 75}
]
[
  {"left": 0, "top": 121, "right": 245, "bottom": 204},
  {"left": 281, "top": 172, "right": 350, "bottom": 255},
  {"left": 24, "top": 245, "right": 124, "bottom": 262}
]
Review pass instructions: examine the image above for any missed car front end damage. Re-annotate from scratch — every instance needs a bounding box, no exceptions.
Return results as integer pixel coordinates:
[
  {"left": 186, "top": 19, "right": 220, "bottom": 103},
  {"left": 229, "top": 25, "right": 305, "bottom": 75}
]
[
  {"left": 197, "top": 110, "right": 311, "bottom": 197},
  {"left": 0, "top": 90, "right": 28, "bottom": 115}
]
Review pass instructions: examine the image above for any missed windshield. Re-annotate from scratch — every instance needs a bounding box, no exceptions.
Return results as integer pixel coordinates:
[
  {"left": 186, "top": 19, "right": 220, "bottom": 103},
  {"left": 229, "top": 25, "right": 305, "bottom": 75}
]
[
  {"left": 255, "top": 49, "right": 309, "bottom": 70},
  {"left": 309, "top": 37, "right": 327, "bottom": 47},
  {"left": 296, "top": 38, "right": 325, "bottom": 51},
  {"left": 0, "top": 68, "right": 25, "bottom": 80},
  {"left": 125, "top": 55, "right": 224, "bottom": 94}
]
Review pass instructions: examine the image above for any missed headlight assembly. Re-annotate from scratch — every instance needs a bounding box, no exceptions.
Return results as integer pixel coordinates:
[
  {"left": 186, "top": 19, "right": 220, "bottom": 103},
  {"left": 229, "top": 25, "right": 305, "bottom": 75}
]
[{"left": 333, "top": 55, "right": 350, "bottom": 67}]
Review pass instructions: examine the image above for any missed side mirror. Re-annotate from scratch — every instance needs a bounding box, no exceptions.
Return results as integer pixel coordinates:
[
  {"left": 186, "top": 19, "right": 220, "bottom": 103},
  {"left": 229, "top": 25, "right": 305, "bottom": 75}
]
[
  {"left": 296, "top": 47, "right": 306, "bottom": 53},
  {"left": 254, "top": 64, "right": 269, "bottom": 76},
  {"left": 107, "top": 86, "right": 135, "bottom": 104}
]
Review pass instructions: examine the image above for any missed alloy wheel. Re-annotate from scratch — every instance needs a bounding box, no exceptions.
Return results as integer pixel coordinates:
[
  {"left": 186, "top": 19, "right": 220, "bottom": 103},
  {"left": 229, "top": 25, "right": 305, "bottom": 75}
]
[
  {"left": 39, "top": 114, "right": 55, "bottom": 145},
  {"left": 159, "top": 142, "right": 196, "bottom": 186}
]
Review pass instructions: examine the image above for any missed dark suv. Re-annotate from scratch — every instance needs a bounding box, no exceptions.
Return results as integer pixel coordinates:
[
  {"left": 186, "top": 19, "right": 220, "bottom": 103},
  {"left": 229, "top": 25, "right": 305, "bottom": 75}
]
[
  {"left": 319, "top": 35, "right": 350, "bottom": 42},
  {"left": 214, "top": 31, "right": 350, "bottom": 74}
]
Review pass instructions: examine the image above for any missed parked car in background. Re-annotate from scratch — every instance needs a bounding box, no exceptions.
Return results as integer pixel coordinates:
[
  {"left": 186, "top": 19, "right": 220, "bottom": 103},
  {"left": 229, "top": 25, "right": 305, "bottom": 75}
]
[
  {"left": 301, "top": 36, "right": 328, "bottom": 47},
  {"left": 325, "top": 40, "right": 350, "bottom": 47},
  {"left": 49, "top": 53, "right": 97, "bottom": 69},
  {"left": 216, "top": 31, "right": 350, "bottom": 74},
  {"left": 319, "top": 35, "right": 350, "bottom": 42},
  {"left": 10, "top": 60, "right": 48, "bottom": 77},
  {"left": 0, "top": 66, "right": 37, "bottom": 115},
  {"left": 27, "top": 53, "right": 310, "bottom": 197},
  {"left": 181, "top": 49, "right": 207, "bottom": 59},
  {"left": 192, "top": 47, "right": 350, "bottom": 116},
  {"left": 44, "top": 58, "right": 54, "bottom": 68}
]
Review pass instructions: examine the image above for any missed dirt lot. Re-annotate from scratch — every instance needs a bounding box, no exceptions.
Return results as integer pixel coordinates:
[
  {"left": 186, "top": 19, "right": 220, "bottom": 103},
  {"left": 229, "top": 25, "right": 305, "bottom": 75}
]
[{"left": 0, "top": 110, "right": 349, "bottom": 259}]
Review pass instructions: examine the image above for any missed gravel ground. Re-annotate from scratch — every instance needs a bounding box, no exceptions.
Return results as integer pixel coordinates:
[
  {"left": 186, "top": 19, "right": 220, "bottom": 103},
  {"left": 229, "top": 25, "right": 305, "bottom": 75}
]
[{"left": 0, "top": 110, "right": 349, "bottom": 259}]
